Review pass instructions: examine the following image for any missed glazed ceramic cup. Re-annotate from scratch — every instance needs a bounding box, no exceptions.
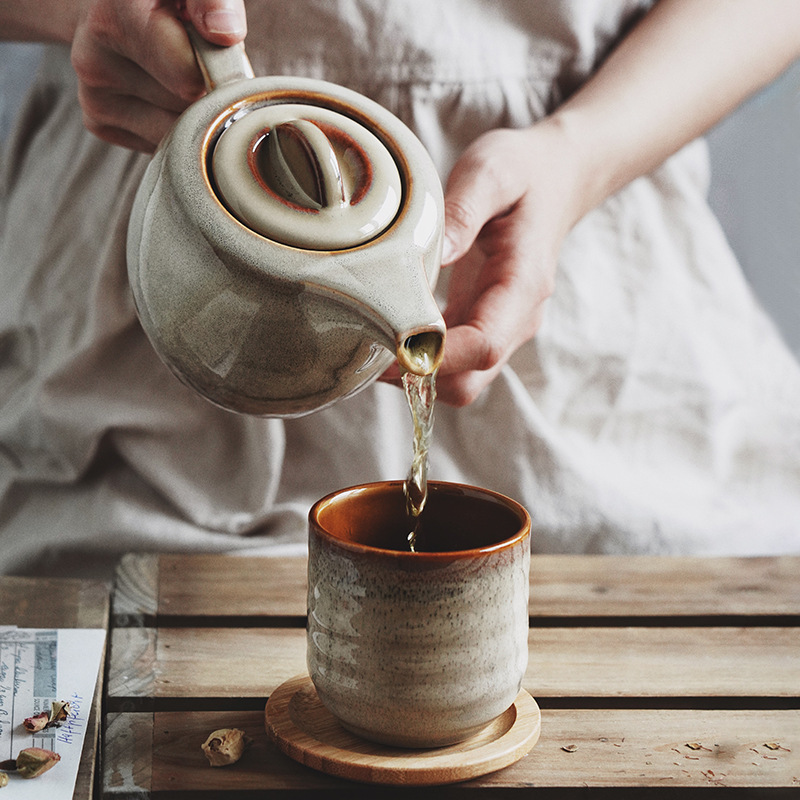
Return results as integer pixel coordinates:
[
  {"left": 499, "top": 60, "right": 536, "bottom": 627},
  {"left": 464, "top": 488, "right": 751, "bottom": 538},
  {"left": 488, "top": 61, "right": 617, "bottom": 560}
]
[{"left": 307, "top": 480, "right": 530, "bottom": 748}]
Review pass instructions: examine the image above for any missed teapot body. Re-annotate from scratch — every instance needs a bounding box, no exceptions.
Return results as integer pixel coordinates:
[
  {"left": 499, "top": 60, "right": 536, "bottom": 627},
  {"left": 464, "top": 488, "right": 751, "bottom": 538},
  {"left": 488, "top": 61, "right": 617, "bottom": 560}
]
[{"left": 127, "top": 76, "right": 445, "bottom": 417}]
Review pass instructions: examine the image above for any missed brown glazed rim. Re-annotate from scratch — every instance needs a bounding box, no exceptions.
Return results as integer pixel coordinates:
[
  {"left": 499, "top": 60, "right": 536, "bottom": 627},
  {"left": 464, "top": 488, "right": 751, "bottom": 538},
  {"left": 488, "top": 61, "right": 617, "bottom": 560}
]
[
  {"left": 198, "top": 88, "right": 413, "bottom": 254},
  {"left": 309, "top": 480, "right": 531, "bottom": 561}
]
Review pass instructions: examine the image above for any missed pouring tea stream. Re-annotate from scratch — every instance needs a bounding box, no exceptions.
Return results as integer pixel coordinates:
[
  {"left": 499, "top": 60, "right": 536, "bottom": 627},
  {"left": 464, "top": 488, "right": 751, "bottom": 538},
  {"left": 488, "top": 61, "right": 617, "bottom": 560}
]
[{"left": 127, "top": 28, "right": 445, "bottom": 418}]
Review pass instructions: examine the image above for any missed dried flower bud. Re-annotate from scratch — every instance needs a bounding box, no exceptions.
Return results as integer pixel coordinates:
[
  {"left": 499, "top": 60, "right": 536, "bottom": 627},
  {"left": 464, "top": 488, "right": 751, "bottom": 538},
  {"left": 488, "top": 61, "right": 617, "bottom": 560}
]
[
  {"left": 0, "top": 772, "right": 8, "bottom": 788},
  {"left": 49, "top": 701, "right": 71, "bottom": 726},
  {"left": 23, "top": 712, "right": 50, "bottom": 733},
  {"left": 15, "top": 748, "right": 61, "bottom": 779},
  {"left": 201, "top": 728, "right": 251, "bottom": 767},
  {"left": 22, "top": 701, "right": 71, "bottom": 734}
]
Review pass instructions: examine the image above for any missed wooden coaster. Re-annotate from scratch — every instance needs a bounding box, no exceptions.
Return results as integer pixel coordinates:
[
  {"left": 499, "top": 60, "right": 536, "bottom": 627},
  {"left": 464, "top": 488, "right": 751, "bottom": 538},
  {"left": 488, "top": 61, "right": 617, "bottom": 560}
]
[{"left": 265, "top": 674, "right": 540, "bottom": 786}]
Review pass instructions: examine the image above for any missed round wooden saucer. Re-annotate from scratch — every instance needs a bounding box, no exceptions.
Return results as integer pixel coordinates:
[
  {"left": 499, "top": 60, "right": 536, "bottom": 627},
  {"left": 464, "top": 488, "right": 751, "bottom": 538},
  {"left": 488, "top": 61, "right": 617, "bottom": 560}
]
[{"left": 264, "top": 674, "right": 540, "bottom": 786}]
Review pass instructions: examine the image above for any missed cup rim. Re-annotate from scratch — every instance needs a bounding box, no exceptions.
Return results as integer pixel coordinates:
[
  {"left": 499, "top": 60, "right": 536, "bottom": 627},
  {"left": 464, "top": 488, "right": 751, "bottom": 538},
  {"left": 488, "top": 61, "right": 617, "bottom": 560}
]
[{"left": 308, "top": 480, "right": 531, "bottom": 560}]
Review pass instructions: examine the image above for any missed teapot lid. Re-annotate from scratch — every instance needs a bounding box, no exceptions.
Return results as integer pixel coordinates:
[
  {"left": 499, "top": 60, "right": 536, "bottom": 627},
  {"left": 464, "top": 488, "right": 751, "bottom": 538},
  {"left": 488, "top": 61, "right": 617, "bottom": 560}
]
[{"left": 211, "top": 103, "right": 402, "bottom": 250}]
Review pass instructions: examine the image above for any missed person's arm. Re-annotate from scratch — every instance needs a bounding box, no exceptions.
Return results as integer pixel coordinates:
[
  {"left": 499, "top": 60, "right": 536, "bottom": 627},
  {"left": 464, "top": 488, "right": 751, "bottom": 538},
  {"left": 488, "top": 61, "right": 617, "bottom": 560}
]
[
  {"left": 0, "top": 0, "right": 247, "bottom": 152},
  {"left": 429, "top": 0, "right": 800, "bottom": 406},
  {"left": 556, "top": 0, "right": 800, "bottom": 221}
]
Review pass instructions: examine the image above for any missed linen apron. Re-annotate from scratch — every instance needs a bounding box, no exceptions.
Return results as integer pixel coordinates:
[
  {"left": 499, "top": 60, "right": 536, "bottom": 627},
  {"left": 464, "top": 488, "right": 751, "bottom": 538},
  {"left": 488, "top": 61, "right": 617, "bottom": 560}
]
[{"left": 2, "top": 0, "right": 799, "bottom": 577}]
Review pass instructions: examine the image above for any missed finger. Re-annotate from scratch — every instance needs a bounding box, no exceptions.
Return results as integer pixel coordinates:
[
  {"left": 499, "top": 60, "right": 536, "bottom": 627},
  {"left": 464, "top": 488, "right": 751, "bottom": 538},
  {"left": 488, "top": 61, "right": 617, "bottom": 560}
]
[
  {"left": 381, "top": 252, "right": 541, "bottom": 405},
  {"left": 440, "top": 281, "right": 529, "bottom": 377},
  {"left": 77, "top": 83, "right": 182, "bottom": 151},
  {"left": 379, "top": 285, "right": 545, "bottom": 407},
  {"left": 441, "top": 131, "right": 526, "bottom": 265},
  {"left": 380, "top": 210, "right": 547, "bottom": 392},
  {"left": 72, "top": 2, "right": 205, "bottom": 105},
  {"left": 377, "top": 247, "right": 502, "bottom": 385},
  {"left": 82, "top": 122, "right": 161, "bottom": 154},
  {"left": 438, "top": 246, "right": 486, "bottom": 329},
  {"left": 441, "top": 238, "right": 537, "bottom": 369},
  {"left": 184, "top": 0, "right": 247, "bottom": 45},
  {"left": 439, "top": 228, "right": 553, "bottom": 400},
  {"left": 73, "top": 42, "right": 195, "bottom": 115},
  {"left": 436, "top": 302, "right": 546, "bottom": 407},
  {"left": 435, "top": 362, "right": 506, "bottom": 408},
  {"left": 131, "top": 5, "right": 206, "bottom": 101}
]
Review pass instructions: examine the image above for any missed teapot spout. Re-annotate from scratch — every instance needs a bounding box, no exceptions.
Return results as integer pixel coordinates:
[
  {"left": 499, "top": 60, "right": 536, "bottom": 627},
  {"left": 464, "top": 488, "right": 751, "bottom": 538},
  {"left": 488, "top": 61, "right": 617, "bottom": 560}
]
[
  {"left": 350, "top": 254, "right": 446, "bottom": 377},
  {"left": 397, "top": 329, "right": 445, "bottom": 376},
  {"left": 304, "top": 229, "right": 447, "bottom": 380}
]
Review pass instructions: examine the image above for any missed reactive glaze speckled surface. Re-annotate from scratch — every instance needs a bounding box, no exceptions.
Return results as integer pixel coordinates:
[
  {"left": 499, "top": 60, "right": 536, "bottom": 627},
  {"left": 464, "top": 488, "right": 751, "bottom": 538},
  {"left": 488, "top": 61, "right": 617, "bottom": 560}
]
[
  {"left": 307, "top": 481, "right": 531, "bottom": 748},
  {"left": 126, "top": 38, "right": 445, "bottom": 418}
]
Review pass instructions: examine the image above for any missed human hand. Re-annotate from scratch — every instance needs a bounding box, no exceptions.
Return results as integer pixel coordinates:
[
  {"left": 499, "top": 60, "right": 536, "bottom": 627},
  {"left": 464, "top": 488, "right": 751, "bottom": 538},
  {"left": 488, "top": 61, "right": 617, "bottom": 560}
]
[
  {"left": 70, "top": 0, "right": 247, "bottom": 152},
  {"left": 383, "top": 121, "right": 583, "bottom": 406}
]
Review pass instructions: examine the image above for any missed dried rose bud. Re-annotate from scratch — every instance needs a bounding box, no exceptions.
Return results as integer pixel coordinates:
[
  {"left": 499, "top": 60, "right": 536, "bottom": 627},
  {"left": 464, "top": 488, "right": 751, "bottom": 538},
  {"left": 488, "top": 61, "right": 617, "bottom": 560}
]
[
  {"left": 23, "top": 711, "right": 50, "bottom": 733},
  {"left": 0, "top": 772, "right": 8, "bottom": 788},
  {"left": 49, "top": 701, "right": 71, "bottom": 726},
  {"left": 201, "top": 728, "right": 251, "bottom": 767},
  {"left": 22, "top": 701, "right": 71, "bottom": 734},
  {"left": 15, "top": 748, "right": 61, "bottom": 779}
]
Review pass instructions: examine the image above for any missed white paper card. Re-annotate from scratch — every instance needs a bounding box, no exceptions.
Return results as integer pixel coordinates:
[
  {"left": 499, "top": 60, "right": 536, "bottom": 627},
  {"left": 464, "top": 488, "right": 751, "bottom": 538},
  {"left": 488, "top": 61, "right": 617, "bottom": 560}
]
[{"left": 0, "top": 628, "right": 106, "bottom": 798}]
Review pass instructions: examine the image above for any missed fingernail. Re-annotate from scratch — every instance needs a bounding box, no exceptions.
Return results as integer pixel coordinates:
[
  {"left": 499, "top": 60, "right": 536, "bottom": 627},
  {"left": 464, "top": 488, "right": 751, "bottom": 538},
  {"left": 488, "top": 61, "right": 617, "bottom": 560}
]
[{"left": 204, "top": 9, "right": 246, "bottom": 35}]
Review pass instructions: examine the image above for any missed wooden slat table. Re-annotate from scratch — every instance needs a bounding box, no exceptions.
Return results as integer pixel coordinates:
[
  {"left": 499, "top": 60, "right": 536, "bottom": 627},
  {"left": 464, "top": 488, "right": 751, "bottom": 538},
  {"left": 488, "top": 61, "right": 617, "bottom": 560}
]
[
  {"left": 103, "top": 554, "right": 800, "bottom": 796},
  {"left": 0, "top": 576, "right": 110, "bottom": 799}
]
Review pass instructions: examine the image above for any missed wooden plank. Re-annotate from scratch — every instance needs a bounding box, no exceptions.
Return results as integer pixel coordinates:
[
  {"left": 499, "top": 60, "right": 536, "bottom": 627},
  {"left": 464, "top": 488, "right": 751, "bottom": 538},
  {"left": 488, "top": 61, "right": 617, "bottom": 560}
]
[
  {"left": 159, "top": 554, "right": 308, "bottom": 619},
  {"left": 104, "top": 710, "right": 336, "bottom": 797},
  {"left": 527, "top": 626, "right": 800, "bottom": 699},
  {"left": 101, "top": 708, "right": 798, "bottom": 793},
  {"left": 112, "top": 554, "right": 158, "bottom": 627},
  {"left": 102, "top": 712, "right": 154, "bottom": 799},
  {"left": 0, "top": 576, "right": 109, "bottom": 628},
  {"left": 531, "top": 555, "right": 800, "bottom": 617},
  {"left": 481, "top": 707, "right": 800, "bottom": 789},
  {"left": 106, "top": 627, "right": 800, "bottom": 704},
  {"left": 107, "top": 628, "right": 158, "bottom": 707},
  {"left": 112, "top": 555, "right": 800, "bottom": 624}
]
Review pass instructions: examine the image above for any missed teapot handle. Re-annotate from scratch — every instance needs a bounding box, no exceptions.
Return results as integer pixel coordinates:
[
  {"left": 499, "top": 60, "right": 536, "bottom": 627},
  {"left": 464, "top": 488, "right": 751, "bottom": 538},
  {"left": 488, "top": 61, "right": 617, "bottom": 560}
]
[{"left": 186, "top": 23, "right": 254, "bottom": 90}]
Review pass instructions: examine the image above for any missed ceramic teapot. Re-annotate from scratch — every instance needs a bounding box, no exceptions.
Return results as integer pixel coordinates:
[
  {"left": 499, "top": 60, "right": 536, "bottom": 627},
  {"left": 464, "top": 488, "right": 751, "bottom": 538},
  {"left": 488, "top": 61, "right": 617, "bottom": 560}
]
[{"left": 127, "top": 29, "right": 445, "bottom": 417}]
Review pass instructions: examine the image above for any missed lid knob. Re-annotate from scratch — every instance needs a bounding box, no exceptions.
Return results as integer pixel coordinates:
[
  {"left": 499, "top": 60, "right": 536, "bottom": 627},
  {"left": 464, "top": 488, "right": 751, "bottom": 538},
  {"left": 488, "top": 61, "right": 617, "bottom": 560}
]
[
  {"left": 211, "top": 104, "right": 403, "bottom": 250},
  {"left": 262, "top": 119, "right": 344, "bottom": 210}
]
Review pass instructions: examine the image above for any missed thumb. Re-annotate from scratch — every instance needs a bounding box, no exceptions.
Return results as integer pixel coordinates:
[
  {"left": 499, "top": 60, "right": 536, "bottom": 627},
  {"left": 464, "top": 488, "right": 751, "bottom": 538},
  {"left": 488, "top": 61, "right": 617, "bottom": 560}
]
[
  {"left": 441, "top": 132, "right": 525, "bottom": 265},
  {"left": 184, "top": 0, "right": 247, "bottom": 45}
]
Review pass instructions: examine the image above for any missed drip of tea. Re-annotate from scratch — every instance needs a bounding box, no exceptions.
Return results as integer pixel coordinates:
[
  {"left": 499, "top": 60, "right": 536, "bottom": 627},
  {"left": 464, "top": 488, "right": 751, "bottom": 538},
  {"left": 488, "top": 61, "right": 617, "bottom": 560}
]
[{"left": 401, "top": 333, "right": 439, "bottom": 551}]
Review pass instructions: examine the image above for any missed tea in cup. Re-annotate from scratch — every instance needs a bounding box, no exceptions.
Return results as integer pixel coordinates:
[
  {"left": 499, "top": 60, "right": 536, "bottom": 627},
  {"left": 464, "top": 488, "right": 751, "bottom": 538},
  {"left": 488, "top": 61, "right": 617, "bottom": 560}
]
[{"left": 306, "top": 480, "right": 530, "bottom": 748}]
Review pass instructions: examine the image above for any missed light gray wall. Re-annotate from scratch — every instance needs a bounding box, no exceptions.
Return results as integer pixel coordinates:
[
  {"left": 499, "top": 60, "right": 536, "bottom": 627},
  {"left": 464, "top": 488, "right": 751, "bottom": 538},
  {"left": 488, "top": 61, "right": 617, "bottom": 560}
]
[
  {"left": 1, "top": 44, "right": 799, "bottom": 358},
  {"left": 0, "top": 43, "right": 43, "bottom": 141},
  {"left": 707, "top": 59, "right": 800, "bottom": 359}
]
